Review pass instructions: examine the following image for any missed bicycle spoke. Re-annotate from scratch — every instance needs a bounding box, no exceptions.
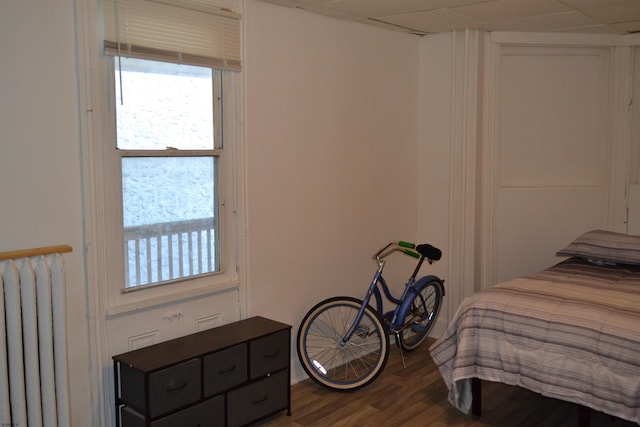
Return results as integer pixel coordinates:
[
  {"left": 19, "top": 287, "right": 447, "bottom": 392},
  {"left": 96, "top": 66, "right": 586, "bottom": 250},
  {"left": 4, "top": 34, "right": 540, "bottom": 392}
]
[
  {"left": 398, "top": 281, "right": 443, "bottom": 351},
  {"left": 297, "top": 297, "right": 389, "bottom": 389},
  {"left": 297, "top": 242, "right": 444, "bottom": 390}
]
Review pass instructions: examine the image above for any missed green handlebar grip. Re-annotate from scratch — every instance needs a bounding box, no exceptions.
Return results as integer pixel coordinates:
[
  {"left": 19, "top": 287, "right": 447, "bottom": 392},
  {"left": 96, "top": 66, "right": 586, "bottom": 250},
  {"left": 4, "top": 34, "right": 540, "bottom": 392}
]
[
  {"left": 404, "top": 249, "right": 420, "bottom": 258},
  {"left": 398, "top": 241, "right": 415, "bottom": 249}
]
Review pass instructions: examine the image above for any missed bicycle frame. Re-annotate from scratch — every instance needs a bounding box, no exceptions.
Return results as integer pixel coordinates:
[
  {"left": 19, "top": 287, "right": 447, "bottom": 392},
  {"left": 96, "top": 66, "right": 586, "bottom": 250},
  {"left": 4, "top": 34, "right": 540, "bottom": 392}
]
[
  {"left": 339, "top": 242, "right": 433, "bottom": 346},
  {"left": 297, "top": 240, "right": 444, "bottom": 390}
]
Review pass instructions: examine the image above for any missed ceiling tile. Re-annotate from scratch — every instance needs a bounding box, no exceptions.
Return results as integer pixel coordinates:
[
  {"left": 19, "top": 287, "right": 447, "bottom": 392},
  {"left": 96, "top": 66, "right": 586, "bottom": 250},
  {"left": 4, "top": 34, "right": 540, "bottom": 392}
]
[
  {"left": 317, "top": 0, "right": 448, "bottom": 17},
  {"left": 317, "top": 0, "right": 492, "bottom": 17},
  {"left": 380, "top": 8, "right": 487, "bottom": 33},
  {"left": 580, "top": 3, "right": 640, "bottom": 23},
  {"left": 478, "top": 11, "right": 599, "bottom": 31},
  {"left": 558, "top": 0, "right": 640, "bottom": 9},
  {"left": 258, "top": 0, "right": 640, "bottom": 34},
  {"left": 454, "top": 0, "right": 572, "bottom": 22}
]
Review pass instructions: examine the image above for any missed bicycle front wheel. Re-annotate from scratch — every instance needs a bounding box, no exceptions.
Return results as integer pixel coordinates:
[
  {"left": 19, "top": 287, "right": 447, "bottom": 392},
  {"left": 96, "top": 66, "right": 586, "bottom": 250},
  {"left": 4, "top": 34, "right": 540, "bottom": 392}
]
[
  {"left": 398, "top": 280, "right": 444, "bottom": 351},
  {"left": 297, "top": 296, "right": 389, "bottom": 391}
]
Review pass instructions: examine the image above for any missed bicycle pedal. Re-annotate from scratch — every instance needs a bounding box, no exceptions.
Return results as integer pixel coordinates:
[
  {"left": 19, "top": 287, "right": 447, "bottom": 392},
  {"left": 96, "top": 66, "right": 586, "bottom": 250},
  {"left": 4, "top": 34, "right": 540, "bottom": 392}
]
[{"left": 355, "top": 325, "right": 370, "bottom": 338}]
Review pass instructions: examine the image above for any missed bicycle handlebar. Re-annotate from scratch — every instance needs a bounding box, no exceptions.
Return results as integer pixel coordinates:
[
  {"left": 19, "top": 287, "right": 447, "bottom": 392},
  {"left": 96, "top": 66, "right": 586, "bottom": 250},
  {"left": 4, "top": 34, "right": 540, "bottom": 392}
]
[
  {"left": 396, "top": 241, "right": 420, "bottom": 258},
  {"left": 403, "top": 249, "right": 421, "bottom": 258},
  {"left": 374, "top": 241, "right": 442, "bottom": 263},
  {"left": 398, "top": 241, "right": 415, "bottom": 249}
]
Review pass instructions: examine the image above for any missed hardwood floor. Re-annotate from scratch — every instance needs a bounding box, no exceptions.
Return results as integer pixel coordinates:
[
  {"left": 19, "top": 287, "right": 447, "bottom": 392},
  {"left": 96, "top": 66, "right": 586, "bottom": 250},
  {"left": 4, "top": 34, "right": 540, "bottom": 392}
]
[{"left": 259, "top": 339, "right": 637, "bottom": 427}]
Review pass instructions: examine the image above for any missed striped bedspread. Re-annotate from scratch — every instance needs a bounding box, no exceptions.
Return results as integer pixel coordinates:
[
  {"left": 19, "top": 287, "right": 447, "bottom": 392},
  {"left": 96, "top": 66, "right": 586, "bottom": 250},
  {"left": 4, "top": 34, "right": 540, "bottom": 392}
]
[{"left": 429, "top": 257, "right": 640, "bottom": 424}]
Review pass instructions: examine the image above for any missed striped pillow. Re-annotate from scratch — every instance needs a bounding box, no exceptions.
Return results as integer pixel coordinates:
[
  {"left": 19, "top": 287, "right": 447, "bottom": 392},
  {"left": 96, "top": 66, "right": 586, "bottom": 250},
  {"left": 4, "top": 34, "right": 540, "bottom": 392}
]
[{"left": 556, "top": 230, "right": 640, "bottom": 265}]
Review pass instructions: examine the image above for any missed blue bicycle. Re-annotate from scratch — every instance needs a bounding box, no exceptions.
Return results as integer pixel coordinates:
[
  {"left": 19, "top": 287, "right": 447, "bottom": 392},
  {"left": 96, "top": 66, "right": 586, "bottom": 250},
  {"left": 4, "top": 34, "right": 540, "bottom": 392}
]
[{"left": 296, "top": 241, "right": 444, "bottom": 391}]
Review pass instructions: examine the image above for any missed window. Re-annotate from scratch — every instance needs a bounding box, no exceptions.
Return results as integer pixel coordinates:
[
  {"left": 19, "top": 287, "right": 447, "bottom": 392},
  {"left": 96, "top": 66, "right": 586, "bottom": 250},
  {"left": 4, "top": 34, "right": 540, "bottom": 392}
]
[
  {"left": 99, "top": 0, "right": 242, "bottom": 308},
  {"left": 116, "top": 57, "right": 221, "bottom": 288}
]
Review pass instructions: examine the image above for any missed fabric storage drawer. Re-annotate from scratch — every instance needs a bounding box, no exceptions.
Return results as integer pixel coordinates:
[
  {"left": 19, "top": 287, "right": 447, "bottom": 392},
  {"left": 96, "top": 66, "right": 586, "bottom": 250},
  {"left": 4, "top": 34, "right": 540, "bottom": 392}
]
[
  {"left": 114, "top": 316, "right": 292, "bottom": 427},
  {"left": 120, "top": 406, "right": 146, "bottom": 427},
  {"left": 119, "top": 364, "right": 147, "bottom": 414},
  {"left": 204, "top": 344, "right": 248, "bottom": 397},
  {"left": 227, "top": 371, "right": 288, "bottom": 427},
  {"left": 152, "top": 396, "right": 225, "bottom": 427},
  {"left": 249, "top": 330, "right": 289, "bottom": 379},
  {"left": 148, "top": 358, "right": 201, "bottom": 417},
  {"left": 120, "top": 396, "right": 224, "bottom": 427}
]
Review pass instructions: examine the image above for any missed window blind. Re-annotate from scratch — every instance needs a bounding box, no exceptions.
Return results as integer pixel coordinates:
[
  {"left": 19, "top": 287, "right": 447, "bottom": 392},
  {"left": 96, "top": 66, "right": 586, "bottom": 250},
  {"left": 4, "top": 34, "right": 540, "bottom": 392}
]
[{"left": 103, "top": 0, "right": 241, "bottom": 70}]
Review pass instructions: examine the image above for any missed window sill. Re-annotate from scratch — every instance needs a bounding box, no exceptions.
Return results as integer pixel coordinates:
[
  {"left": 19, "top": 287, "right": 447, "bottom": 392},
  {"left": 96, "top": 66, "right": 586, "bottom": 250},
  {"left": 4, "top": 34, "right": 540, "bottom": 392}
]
[{"left": 106, "top": 277, "right": 240, "bottom": 316}]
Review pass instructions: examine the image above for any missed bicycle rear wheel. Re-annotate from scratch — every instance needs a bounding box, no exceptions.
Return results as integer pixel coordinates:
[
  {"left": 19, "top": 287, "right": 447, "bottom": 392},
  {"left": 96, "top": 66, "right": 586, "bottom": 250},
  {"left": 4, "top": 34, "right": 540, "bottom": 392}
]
[
  {"left": 398, "top": 280, "right": 444, "bottom": 351},
  {"left": 297, "top": 296, "right": 389, "bottom": 391}
]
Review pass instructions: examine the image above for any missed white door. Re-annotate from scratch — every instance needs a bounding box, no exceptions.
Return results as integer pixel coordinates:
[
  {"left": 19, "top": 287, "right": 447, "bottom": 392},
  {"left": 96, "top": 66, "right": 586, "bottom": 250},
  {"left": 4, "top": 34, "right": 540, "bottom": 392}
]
[{"left": 482, "top": 41, "right": 616, "bottom": 285}]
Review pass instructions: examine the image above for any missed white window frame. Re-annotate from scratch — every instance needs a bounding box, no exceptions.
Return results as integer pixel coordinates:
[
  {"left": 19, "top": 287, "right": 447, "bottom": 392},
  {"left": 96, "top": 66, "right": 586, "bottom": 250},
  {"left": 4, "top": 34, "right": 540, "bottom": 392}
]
[
  {"left": 75, "top": 0, "right": 244, "bottom": 424},
  {"left": 98, "top": 57, "right": 243, "bottom": 314}
]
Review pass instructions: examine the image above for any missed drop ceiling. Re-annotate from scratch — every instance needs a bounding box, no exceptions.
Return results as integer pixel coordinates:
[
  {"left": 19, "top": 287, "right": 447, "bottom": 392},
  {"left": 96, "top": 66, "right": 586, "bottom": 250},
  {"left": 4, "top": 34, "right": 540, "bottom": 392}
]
[{"left": 258, "top": 0, "right": 640, "bottom": 35}]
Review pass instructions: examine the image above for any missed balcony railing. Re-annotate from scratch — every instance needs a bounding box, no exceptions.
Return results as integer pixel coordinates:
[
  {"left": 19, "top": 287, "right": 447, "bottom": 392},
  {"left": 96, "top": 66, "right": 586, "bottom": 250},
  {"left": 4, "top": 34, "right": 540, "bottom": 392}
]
[{"left": 124, "top": 217, "right": 217, "bottom": 288}]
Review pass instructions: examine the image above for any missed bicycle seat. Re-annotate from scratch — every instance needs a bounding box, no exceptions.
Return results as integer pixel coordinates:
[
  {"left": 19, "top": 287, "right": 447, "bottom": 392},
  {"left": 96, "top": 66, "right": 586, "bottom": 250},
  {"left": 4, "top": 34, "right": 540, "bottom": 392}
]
[{"left": 417, "top": 244, "right": 442, "bottom": 261}]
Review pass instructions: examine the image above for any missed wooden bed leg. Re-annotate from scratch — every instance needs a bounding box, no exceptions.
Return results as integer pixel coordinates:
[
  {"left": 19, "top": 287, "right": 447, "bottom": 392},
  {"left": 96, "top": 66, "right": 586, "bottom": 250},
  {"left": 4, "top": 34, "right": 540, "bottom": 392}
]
[
  {"left": 577, "top": 405, "right": 591, "bottom": 427},
  {"left": 471, "top": 378, "right": 481, "bottom": 417}
]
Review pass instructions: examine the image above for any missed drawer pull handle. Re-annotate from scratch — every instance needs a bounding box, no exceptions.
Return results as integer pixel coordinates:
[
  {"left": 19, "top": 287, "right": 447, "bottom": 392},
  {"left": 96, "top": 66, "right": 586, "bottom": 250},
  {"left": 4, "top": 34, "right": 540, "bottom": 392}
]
[
  {"left": 166, "top": 381, "right": 188, "bottom": 392},
  {"left": 252, "top": 395, "right": 268, "bottom": 405},
  {"left": 218, "top": 365, "right": 237, "bottom": 374},
  {"left": 263, "top": 350, "right": 279, "bottom": 359}
]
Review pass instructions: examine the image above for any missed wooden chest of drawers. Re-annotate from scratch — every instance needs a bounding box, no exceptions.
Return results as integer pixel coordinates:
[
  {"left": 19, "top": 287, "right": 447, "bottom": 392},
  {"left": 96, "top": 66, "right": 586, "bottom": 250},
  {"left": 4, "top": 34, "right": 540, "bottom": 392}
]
[{"left": 113, "top": 316, "right": 291, "bottom": 427}]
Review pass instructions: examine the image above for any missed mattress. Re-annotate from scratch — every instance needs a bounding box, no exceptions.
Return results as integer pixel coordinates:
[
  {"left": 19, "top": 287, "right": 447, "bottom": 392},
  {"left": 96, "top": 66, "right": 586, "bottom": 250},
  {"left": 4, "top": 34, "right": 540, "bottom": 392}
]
[{"left": 429, "top": 257, "right": 640, "bottom": 424}]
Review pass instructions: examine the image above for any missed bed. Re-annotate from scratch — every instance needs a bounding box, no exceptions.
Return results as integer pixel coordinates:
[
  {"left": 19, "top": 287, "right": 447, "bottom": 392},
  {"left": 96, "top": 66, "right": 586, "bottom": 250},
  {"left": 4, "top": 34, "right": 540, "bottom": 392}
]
[{"left": 429, "top": 229, "right": 640, "bottom": 426}]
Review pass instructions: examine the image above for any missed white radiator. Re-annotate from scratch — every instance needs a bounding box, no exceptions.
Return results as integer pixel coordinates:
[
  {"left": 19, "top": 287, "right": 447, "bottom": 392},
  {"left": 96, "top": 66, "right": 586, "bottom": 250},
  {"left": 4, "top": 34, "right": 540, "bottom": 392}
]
[{"left": 0, "top": 250, "right": 71, "bottom": 427}]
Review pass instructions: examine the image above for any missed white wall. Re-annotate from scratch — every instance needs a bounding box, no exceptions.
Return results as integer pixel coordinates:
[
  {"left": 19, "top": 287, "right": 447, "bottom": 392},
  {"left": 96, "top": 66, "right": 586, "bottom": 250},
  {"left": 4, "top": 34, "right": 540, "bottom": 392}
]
[
  {"left": 243, "top": 0, "right": 420, "bottom": 381},
  {"left": 633, "top": 46, "right": 640, "bottom": 185},
  {"left": 3, "top": 0, "right": 639, "bottom": 424},
  {"left": 418, "top": 31, "right": 640, "bottom": 310},
  {"left": 3, "top": 0, "right": 421, "bottom": 422},
  {"left": 0, "top": 1, "right": 92, "bottom": 426},
  {"left": 417, "top": 32, "right": 455, "bottom": 328},
  {"left": 418, "top": 31, "right": 486, "bottom": 327}
]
